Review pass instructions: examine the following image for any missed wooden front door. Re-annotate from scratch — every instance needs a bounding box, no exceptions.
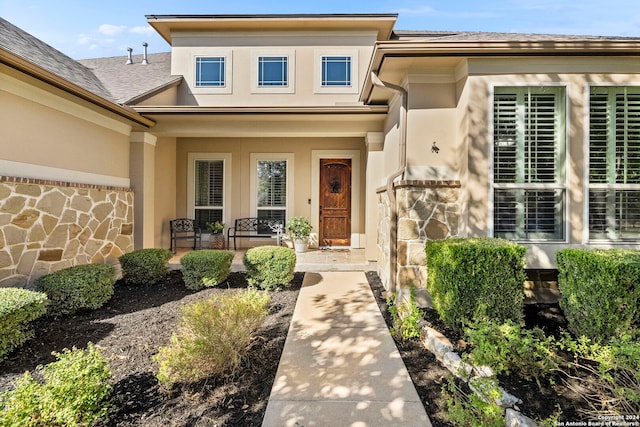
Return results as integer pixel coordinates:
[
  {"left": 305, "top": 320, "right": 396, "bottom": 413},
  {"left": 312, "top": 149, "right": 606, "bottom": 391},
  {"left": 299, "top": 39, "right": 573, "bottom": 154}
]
[{"left": 319, "top": 159, "right": 351, "bottom": 246}]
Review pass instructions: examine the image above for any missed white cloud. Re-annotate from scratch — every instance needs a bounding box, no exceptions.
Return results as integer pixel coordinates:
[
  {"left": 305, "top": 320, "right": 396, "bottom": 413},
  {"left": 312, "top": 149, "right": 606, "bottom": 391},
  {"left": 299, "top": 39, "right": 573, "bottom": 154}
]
[
  {"left": 98, "top": 24, "right": 127, "bottom": 36},
  {"left": 129, "top": 25, "right": 155, "bottom": 35}
]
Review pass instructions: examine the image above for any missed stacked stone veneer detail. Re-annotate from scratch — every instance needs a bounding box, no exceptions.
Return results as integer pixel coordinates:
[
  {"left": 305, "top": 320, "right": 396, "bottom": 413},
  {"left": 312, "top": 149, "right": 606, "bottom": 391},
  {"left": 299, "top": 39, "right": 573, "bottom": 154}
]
[
  {"left": 377, "top": 180, "right": 461, "bottom": 291},
  {"left": 0, "top": 177, "right": 134, "bottom": 288}
]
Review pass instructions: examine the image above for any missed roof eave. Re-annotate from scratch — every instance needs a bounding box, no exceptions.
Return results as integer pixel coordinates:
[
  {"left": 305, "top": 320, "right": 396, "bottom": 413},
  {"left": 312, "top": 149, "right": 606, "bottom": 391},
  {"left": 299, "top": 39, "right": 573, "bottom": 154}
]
[
  {"left": 146, "top": 13, "right": 398, "bottom": 44},
  {"left": 360, "top": 39, "right": 640, "bottom": 103},
  {"left": 1, "top": 48, "right": 156, "bottom": 128}
]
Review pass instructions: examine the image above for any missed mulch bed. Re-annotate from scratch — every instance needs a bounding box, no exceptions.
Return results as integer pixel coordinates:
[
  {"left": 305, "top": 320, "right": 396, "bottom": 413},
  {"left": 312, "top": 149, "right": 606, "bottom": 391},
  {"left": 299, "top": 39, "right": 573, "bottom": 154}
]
[{"left": 0, "top": 271, "right": 303, "bottom": 427}]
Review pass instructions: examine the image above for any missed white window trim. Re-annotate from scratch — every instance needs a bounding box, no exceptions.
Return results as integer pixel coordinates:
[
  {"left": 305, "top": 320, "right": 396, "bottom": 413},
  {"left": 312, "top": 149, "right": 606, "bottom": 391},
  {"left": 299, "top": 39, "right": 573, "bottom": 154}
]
[
  {"left": 250, "top": 49, "right": 295, "bottom": 94},
  {"left": 190, "top": 49, "right": 233, "bottom": 94},
  {"left": 187, "top": 153, "right": 232, "bottom": 230},
  {"left": 488, "top": 82, "right": 570, "bottom": 243},
  {"left": 314, "top": 49, "right": 359, "bottom": 94},
  {"left": 249, "top": 153, "right": 295, "bottom": 222},
  {"left": 583, "top": 83, "right": 640, "bottom": 243}
]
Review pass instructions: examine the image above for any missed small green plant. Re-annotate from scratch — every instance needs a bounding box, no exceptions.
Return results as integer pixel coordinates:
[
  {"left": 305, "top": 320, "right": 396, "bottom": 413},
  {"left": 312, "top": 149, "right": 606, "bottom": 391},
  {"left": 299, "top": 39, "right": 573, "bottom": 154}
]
[
  {"left": 35, "top": 264, "right": 116, "bottom": 316},
  {"left": 206, "top": 221, "right": 225, "bottom": 234},
  {"left": 558, "top": 333, "right": 640, "bottom": 416},
  {"left": 243, "top": 246, "right": 296, "bottom": 291},
  {"left": 441, "top": 375, "right": 504, "bottom": 427},
  {"left": 180, "top": 250, "right": 234, "bottom": 290},
  {"left": 0, "top": 343, "right": 112, "bottom": 426},
  {"left": 464, "top": 320, "right": 560, "bottom": 388},
  {"left": 0, "top": 288, "right": 48, "bottom": 361},
  {"left": 285, "top": 216, "right": 312, "bottom": 240},
  {"left": 154, "top": 289, "right": 270, "bottom": 388},
  {"left": 386, "top": 288, "right": 421, "bottom": 341},
  {"left": 119, "top": 248, "right": 172, "bottom": 286}
]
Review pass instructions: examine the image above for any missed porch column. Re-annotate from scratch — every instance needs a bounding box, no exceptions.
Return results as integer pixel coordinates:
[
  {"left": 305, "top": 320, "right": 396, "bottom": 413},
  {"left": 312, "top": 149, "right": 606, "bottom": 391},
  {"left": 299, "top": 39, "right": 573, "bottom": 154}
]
[
  {"left": 130, "top": 132, "right": 157, "bottom": 249},
  {"left": 365, "top": 132, "right": 385, "bottom": 263}
]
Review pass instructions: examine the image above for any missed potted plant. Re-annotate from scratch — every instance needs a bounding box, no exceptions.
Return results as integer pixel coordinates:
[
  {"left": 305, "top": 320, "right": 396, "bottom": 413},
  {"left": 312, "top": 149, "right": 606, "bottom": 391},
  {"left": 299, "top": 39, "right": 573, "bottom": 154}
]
[
  {"left": 285, "top": 216, "right": 312, "bottom": 253},
  {"left": 206, "top": 221, "right": 225, "bottom": 249}
]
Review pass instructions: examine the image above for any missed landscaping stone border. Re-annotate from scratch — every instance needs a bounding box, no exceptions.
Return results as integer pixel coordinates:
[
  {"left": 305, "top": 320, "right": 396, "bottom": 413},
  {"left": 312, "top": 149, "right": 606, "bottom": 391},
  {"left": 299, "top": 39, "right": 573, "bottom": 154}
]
[{"left": 420, "top": 325, "right": 538, "bottom": 427}]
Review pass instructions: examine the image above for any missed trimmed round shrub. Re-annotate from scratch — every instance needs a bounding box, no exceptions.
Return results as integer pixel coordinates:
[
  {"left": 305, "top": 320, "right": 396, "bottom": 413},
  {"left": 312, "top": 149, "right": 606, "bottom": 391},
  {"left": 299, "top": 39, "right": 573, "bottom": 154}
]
[
  {"left": 243, "top": 246, "right": 296, "bottom": 291},
  {"left": 119, "top": 248, "right": 173, "bottom": 285},
  {"left": 426, "top": 238, "right": 527, "bottom": 332},
  {"left": 0, "top": 288, "right": 48, "bottom": 361},
  {"left": 180, "top": 250, "right": 234, "bottom": 290},
  {"left": 36, "top": 264, "right": 116, "bottom": 316},
  {"left": 557, "top": 248, "right": 640, "bottom": 341}
]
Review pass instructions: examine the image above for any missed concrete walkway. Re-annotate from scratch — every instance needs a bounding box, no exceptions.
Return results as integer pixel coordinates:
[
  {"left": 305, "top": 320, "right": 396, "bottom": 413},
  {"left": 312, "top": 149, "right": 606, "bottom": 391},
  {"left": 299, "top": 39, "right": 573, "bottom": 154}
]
[{"left": 262, "top": 271, "right": 431, "bottom": 427}]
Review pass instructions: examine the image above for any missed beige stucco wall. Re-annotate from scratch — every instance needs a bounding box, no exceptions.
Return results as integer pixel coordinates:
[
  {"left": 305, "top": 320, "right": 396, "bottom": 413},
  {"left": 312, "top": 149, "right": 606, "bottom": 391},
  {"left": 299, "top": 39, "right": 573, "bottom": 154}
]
[
  {"left": 167, "top": 136, "right": 366, "bottom": 248},
  {"left": 1, "top": 67, "right": 132, "bottom": 181},
  {"left": 170, "top": 32, "right": 377, "bottom": 106}
]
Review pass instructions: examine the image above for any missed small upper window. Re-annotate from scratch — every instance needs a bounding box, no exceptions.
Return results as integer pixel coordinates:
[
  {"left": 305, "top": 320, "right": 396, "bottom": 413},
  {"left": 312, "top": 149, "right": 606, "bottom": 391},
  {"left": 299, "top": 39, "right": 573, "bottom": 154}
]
[
  {"left": 258, "top": 56, "right": 288, "bottom": 87},
  {"left": 195, "top": 57, "right": 225, "bottom": 87},
  {"left": 322, "top": 56, "right": 352, "bottom": 87}
]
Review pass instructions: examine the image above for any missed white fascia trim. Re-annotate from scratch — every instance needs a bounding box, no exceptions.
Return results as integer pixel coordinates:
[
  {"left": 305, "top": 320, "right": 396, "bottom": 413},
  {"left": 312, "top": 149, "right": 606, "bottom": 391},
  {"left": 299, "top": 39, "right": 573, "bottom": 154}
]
[
  {"left": 1, "top": 72, "right": 132, "bottom": 136},
  {"left": 250, "top": 49, "right": 296, "bottom": 94},
  {"left": 186, "top": 153, "right": 232, "bottom": 228},
  {"left": 190, "top": 49, "right": 233, "bottom": 95},
  {"left": 310, "top": 150, "right": 361, "bottom": 246},
  {"left": 0, "top": 159, "right": 130, "bottom": 188}
]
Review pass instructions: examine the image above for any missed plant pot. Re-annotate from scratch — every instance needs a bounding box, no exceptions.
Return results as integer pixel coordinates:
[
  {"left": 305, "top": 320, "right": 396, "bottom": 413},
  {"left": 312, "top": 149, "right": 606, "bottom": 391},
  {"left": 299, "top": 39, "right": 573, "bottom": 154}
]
[
  {"left": 210, "top": 233, "right": 225, "bottom": 249},
  {"left": 294, "top": 238, "right": 307, "bottom": 253}
]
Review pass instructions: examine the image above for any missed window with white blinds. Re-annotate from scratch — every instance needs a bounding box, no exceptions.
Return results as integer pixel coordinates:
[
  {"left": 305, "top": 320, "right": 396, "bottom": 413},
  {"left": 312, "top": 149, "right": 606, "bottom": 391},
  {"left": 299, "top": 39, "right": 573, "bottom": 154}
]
[
  {"left": 194, "top": 160, "right": 225, "bottom": 230},
  {"left": 588, "top": 86, "right": 640, "bottom": 240},
  {"left": 256, "top": 159, "right": 288, "bottom": 224},
  {"left": 492, "top": 86, "right": 566, "bottom": 240}
]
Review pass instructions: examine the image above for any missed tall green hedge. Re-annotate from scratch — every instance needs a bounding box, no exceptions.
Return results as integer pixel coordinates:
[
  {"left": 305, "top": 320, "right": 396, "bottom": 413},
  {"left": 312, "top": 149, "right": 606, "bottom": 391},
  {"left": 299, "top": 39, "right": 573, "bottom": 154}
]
[
  {"left": 243, "top": 246, "right": 296, "bottom": 291},
  {"left": 180, "top": 250, "right": 234, "bottom": 290},
  {"left": 426, "top": 238, "right": 527, "bottom": 332},
  {"left": 36, "top": 264, "right": 116, "bottom": 316},
  {"left": 0, "top": 288, "right": 48, "bottom": 361},
  {"left": 119, "top": 248, "right": 173, "bottom": 286},
  {"left": 557, "top": 249, "right": 640, "bottom": 341}
]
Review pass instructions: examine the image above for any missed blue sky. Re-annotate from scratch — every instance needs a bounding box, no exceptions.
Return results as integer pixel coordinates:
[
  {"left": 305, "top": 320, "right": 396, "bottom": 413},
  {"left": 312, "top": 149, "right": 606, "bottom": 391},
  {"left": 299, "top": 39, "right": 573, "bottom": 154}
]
[{"left": 1, "top": 0, "right": 639, "bottom": 59}]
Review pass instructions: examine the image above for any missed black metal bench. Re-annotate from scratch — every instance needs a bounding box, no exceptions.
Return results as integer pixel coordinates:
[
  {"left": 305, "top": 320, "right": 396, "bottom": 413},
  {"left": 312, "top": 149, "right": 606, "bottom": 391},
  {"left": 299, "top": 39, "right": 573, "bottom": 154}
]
[
  {"left": 227, "top": 218, "right": 284, "bottom": 250},
  {"left": 169, "top": 218, "right": 202, "bottom": 253}
]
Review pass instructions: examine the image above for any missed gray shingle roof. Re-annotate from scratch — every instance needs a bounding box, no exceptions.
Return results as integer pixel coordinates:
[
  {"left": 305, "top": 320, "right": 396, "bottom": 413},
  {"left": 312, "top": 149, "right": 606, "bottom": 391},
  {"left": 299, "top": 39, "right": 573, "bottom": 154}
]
[
  {"left": 392, "top": 30, "right": 640, "bottom": 41},
  {"left": 0, "top": 17, "right": 114, "bottom": 101},
  {"left": 79, "top": 52, "right": 176, "bottom": 104}
]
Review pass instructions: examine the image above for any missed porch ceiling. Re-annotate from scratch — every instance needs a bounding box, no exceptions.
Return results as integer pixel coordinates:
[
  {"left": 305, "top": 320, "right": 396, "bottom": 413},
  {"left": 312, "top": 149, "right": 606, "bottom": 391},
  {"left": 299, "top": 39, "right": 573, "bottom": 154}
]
[{"left": 135, "top": 106, "right": 388, "bottom": 137}]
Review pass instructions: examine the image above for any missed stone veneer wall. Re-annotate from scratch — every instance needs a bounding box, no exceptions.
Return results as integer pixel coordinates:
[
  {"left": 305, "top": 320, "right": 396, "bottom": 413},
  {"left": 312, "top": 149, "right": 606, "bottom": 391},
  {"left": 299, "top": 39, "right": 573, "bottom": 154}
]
[
  {"left": 377, "top": 180, "right": 461, "bottom": 291},
  {"left": 0, "top": 176, "right": 134, "bottom": 288}
]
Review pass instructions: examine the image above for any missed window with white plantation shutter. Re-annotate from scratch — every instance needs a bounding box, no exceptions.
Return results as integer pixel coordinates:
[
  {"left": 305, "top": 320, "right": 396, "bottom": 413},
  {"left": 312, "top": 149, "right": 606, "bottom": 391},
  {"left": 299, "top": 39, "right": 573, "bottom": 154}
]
[
  {"left": 256, "top": 160, "right": 288, "bottom": 225},
  {"left": 588, "top": 86, "right": 640, "bottom": 240},
  {"left": 194, "top": 160, "right": 224, "bottom": 231},
  {"left": 492, "top": 86, "right": 566, "bottom": 240}
]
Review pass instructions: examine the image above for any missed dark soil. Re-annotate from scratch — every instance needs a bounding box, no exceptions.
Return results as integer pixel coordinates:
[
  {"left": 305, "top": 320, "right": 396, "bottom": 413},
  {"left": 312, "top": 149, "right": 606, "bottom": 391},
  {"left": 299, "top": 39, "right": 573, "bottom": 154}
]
[{"left": 0, "top": 270, "right": 610, "bottom": 426}]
